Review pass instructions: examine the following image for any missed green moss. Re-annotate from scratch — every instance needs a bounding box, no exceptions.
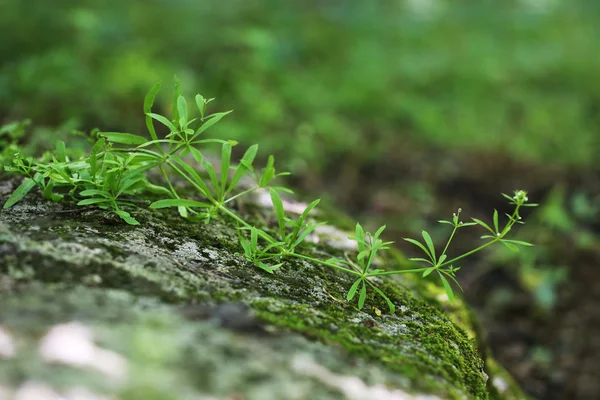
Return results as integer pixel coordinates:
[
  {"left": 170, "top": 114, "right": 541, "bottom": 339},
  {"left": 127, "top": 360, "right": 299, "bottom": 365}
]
[{"left": 0, "top": 187, "right": 523, "bottom": 398}]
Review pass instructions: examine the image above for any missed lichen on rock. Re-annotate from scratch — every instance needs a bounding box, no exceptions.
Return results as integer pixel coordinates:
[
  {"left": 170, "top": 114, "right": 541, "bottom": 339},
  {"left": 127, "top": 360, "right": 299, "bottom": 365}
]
[{"left": 0, "top": 177, "right": 525, "bottom": 399}]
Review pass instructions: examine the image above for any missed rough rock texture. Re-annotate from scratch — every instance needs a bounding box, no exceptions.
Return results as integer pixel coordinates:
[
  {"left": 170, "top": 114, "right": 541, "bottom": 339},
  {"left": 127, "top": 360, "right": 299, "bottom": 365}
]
[{"left": 0, "top": 177, "right": 525, "bottom": 400}]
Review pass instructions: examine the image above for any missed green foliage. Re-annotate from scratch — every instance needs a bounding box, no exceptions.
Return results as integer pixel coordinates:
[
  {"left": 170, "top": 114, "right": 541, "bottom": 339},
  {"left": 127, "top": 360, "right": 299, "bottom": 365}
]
[
  {"left": 1, "top": 1, "right": 599, "bottom": 173},
  {"left": 2, "top": 82, "right": 537, "bottom": 312},
  {"left": 404, "top": 194, "right": 537, "bottom": 301}
]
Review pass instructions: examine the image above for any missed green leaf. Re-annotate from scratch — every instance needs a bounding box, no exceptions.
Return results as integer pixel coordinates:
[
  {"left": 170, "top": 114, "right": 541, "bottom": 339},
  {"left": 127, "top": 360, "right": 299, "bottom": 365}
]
[
  {"left": 292, "top": 222, "right": 323, "bottom": 248},
  {"left": 260, "top": 155, "right": 275, "bottom": 186},
  {"left": 422, "top": 267, "right": 436, "bottom": 277},
  {"left": 438, "top": 272, "right": 455, "bottom": 302},
  {"left": 227, "top": 144, "right": 258, "bottom": 194},
  {"left": 178, "top": 206, "right": 188, "bottom": 219},
  {"left": 202, "top": 160, "right": 219, "bottom": 198},
  {"left": 472, "top": 218, "right": 495, "bottom": 234},
  {"left": 3, "top": 178, "right": 37, "bottom": 209},
  {"left": 501, "top": 241, "right": 519, "bottom": 252},
  {"left": 346, "top": 278, "right": 362, "bottom": 301},
  {"left": 177, "top": 95, "right": 188, "bottom": 129},
  {"left": 117, "top": 175, "right": 147, "bottom": 196},
  {"left": 358, "top": 281, "right": 367, "bottom": 309},
  {"left": 501, "top": 239, "right": 534, "bottom": 246},
  {"left": 368, "top": 283, "right": 396, "bottom": 313},
  {"left": 493, "top": 209, "right": 499, "bottom": 233},
  {"left": 149, "top": 199, "right": 211, "bottom": 209},
  {"left": 421, "top": 231, "right": 436, "bottom": 263},
  {"left": 403, "top": 238, "right": 432, "bottom": 260},
  {"left": 354, "top": 223, "right": 365, "bottom": 253},
  {"left": 100, "top": 132, "right": 147, "bottom": 145},
  {"left": 357, "top": 250, "right": 370, "bottom": 261},
  {"left": 89, "top": 139, "right": 105, "bottom": 176},
  {"left": 459, "top": 222, "right": 478, "bottom": 227},
  {"left": 300, "top": 199, "right": 320, "bottom": 221},
  {"left": 270, "top": 188, "right": 286, "bottom": 240},
  {"left": 144, "top": 82, "right": 162, "bottom": 142},
  {"left": 409, "top": 257, "right": 434, "bottom": 265},
  {"left": 114, "top": 209, "right": 140, "bottom": 226},
  {"left": 374, "top": 225, "right": 386, "bottom": 239},
  {"left": 56, "top": 140, "right": 66, "bottom": 162},
  {"left": 188, "top": 146, "right": 203, "bottom": 164},
  {"left": 191, "top": 111, "right": 232, "bottom": 140},
  {"left": 256, "top": 261, "right": 282, "bottom": 274},
  {"left": 239, "top": 236, "right": 251, "bottom": 258},
  {"left": 146, "top": 113, "right": 177, "bottom": 132},
  {"left": 250, "top": 226, "right": 258, "bottom": 249},
  {"left": 269, "top": 186, "right": 293, "bottom": 194},
  {"left": 195, "top": 94, "right": 206, "bottom": 119},
  {"left": 79, "top": 189, "right": 110, "bottom": 198},
  {"left": 438, "top": 254, "right": 447, "bottom": 265},
  {"left": 502, "top": 193, "right": 515, "bottom": 203},
  {"left": 169, "top": 155, "right": 213, "bottom": 200},
  {"left": 77, "top": 198, "right": 112, "bottom": 206}
]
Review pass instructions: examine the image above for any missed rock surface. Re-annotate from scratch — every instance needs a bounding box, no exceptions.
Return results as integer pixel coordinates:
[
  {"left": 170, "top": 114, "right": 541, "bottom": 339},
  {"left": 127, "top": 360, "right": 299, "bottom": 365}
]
[{"left": 0, "top": 177, "right": 525, "bottom": 400}]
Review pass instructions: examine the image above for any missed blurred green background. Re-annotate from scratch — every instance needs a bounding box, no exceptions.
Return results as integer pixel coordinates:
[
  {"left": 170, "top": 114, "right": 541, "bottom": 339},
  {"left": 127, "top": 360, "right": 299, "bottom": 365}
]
[{"left": 2, "top": 1, "right": 600, "bottom": 399}]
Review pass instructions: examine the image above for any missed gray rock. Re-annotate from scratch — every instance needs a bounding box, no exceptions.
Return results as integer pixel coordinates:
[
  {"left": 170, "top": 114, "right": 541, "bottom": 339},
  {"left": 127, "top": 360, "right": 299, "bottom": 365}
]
[{"left": 0, "top": 179, "right": 525, "bottom": 399}]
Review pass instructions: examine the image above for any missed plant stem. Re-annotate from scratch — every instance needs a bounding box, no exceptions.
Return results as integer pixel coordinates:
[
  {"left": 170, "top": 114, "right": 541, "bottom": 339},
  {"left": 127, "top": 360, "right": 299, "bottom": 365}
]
[
  {"left": 441, "top": 224, "right": 459, "bottom": 260},
  {"left": 291, "top": 253, "right": 359, "bottom": 275}
]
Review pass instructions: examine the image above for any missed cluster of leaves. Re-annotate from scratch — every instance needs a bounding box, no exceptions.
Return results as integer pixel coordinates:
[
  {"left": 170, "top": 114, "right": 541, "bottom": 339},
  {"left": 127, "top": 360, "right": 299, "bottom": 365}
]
[
  {"left": 1, "top": 81, "right": 536, "bottom": 312},
  {"left": 0, "top": 119, "right": 29, "bottom": 167}
]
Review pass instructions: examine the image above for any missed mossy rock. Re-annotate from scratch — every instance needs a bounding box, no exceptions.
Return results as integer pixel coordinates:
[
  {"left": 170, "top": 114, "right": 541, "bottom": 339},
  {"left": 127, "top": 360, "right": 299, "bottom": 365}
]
[{"left": 0, "top": 177, "right": 525, "bottom": 400}]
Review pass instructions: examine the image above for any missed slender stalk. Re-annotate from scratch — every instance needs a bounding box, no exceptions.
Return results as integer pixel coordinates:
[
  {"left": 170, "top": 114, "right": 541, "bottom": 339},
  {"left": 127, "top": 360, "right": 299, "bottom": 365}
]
[
  {"left": 440, "top": 224, "right": 459, "bottom": 259},
  {"left": 224, "top": 186, "right": 259, "bottom": 204},
  {"left": 290, "top": 253, "right": 360, "bottom": 275},
  {"left": 366, "top": 267, "right": 429, "bottom": 277}
]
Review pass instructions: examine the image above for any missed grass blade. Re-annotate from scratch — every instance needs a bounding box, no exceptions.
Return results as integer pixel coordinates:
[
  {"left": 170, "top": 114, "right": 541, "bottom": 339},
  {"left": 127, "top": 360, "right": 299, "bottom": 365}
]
[
  {"left": 177, "top": 95, "right": 188, "bottom": 129},
  {"left": 149, "top": 199, "right": 211, "bottom": 209},
  {"left": 227, "top": 144, "right": 258, "bottom": 195},
  {"left": 493, "top": 209, "right": 499, "bottom": 233},
  {"left": 438, "top": 272, "right": 455, "bottom": 302},
  {"left": 358, "top": 281, "right": 367, "bottom": 309},
  {"left": 100, "top": 132, "right": 148, "bottom": 145},
  {"left": 346, "top": 278, "right": 362, "bottom": 301},
  {"left": 3, "top": 178, "right": 37, "bottom": 209},
  {"left": 421, "top": 231, "right": 436, "bottom": 263},
  {"left": 144, "top": 82, "right": 162, "bottom": 142},
  {"left": 269, "top": 188, "right": 286, "bottom": 240},
  {"left": 191, "top": 111, "right": 232, "bottom": 140},
  {"left": 403, "top": 238, "right": 432, "bottom": 260}
]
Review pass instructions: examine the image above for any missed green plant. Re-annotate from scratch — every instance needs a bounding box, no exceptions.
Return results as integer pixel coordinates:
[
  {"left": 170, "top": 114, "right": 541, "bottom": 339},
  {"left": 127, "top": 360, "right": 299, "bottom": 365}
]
[
  {"left": 2, "top": 80, "right": 536, "bottom": 312},
  {"left": 0, "top": 119, "right": 29, "bottom": 167}
]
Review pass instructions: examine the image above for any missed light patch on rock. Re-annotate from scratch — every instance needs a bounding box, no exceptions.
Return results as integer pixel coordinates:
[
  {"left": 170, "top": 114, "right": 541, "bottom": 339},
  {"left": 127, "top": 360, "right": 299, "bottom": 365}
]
[
  {"left": 39, "top": 322, "right": 127, "bottom": 381},
  {"left": 12, "top": 381, "right": 60, "bottom": 400},
  {"left": 292, "top": 354, "right": 442, "bottom": 400},
  {"left": 173, "top": 241, "right": 202, "bottom": 260},
  {"left": 310, "top": 225, "right": 357, "bottom": 251},
  {"left": 5, "top": 382, "right": 115, "bottom": 400},
  {"left": 520, "top": 0, "right": 558, "bottom": 12},
  {"left": 63, "top": 387, "right": 116, "bottom": 400},
  {"left": 405, "top": 0, "right": 441, "bottom": 17},
  {"left": 0, "top": 325, "right": 17, "bottom": 359},
  {"left": 0, "top": 384, "right": 13, "bottom": 399},
  {"left": 256, "top": 189, "right": 311, "bottom": 215},
  {"left": 492, "top": 376, "right": 509, "bottom": 393},
  {"left": 436, "top": 293, "right": 449, "bottom": 303}
]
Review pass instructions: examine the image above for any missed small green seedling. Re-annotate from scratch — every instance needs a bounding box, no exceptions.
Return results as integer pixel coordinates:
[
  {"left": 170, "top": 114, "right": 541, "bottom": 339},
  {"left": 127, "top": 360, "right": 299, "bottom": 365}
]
[{"left": 2, "top": 78, "right": 537, "bottom": 313}]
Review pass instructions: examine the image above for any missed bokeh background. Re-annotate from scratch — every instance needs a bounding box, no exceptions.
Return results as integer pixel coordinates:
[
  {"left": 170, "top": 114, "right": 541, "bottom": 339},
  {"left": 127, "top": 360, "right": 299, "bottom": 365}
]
[{"left": 2, "top": 1, "right": 600, "bottom": 399}]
